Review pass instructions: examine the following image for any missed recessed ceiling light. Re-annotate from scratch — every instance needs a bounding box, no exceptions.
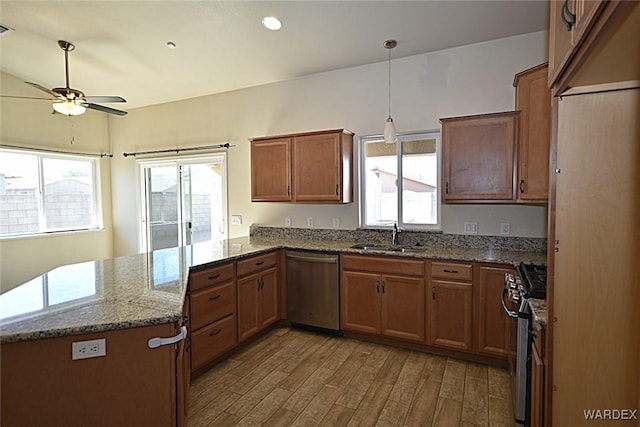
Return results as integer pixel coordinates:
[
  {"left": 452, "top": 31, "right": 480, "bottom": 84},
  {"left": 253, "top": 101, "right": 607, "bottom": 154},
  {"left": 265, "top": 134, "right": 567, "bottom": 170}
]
[
  {"left": 166, "top": 41, "right": 177, "bottom": 49},
  {"left": 262, "top": 16, "right": 282, "bottom": 31}
]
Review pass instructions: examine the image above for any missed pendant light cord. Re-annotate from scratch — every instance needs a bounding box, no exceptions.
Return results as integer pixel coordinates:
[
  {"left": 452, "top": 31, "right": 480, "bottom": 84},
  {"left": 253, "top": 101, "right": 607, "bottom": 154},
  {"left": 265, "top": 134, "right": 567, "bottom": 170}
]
[{"left": 388, "top": 47, "right": 392, "bottom": 119}]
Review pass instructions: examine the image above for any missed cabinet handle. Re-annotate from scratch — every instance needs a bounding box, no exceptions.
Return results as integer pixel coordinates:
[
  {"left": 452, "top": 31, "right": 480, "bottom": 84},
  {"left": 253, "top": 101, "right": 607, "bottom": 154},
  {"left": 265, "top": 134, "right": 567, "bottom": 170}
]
[
  {"left": 376, "top": 280, "right": 380, "bottom": 294},
  {"left": 561, "top": 0, "right": 576, "bottom": 31},
  {"left": 257, "top": 277, "right": 261, "bottom": 290},
  {"left": 445, "top": 181, "right": 449, "bottom": 194},
  {"left": 519, "top": 179, "right": 525, "bottom": 193},
  {"left": 382, "top": 280, "right": 386, "bottom": 294},
  {"left": 443, "top": 269, "right": 459, "bottom": 274},
  {"left": 432, "top": 287, "right": 436, "bottom": 300},
  {"left": 336, "top": 184, "right": 339, "bottom": 196},
  {"left": 209, "top": 295, "right": 221, "bottom": 301},
  {"left": 255, "top": 261, "right": 264, "bottom": 266},
  {"left": 209, "top": 329, "right": 222, "bottom": 337},
  {"left": 208, "top": 274, "right": 220, "bottom": 280},
  {"left": 287, "top": 185, "right": 291, "bottom": 196}
]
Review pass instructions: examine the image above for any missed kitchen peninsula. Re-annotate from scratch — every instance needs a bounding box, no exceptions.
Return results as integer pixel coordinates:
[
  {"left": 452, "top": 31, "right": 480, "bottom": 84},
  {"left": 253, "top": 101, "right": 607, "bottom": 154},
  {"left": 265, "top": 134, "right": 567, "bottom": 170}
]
[{"left": 1, "top": 231, "right": 545, "bottom": 426}]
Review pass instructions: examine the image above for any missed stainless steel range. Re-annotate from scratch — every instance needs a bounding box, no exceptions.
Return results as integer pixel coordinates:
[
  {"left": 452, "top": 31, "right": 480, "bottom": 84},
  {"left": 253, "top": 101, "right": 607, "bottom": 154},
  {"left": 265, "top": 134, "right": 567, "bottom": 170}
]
[{"left": 502, "top": 263, "right": 547, "bottom": 427}]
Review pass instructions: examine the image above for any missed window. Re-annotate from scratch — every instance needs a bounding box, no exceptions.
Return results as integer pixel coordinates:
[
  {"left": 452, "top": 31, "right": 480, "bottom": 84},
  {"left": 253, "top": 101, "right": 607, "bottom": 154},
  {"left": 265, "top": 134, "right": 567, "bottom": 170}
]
[
  {"left": 0, "top": 148, "right": 101, "bottom": 237},
  {"left": 360, "top": 131, "right": 440, "bottom": 229}
]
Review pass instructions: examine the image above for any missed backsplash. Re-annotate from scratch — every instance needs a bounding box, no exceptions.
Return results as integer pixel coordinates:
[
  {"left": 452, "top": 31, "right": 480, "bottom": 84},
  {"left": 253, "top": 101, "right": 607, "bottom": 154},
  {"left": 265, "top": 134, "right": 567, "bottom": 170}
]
[{"left": 250, "top": 226, "right": 546, "bottom": 252}]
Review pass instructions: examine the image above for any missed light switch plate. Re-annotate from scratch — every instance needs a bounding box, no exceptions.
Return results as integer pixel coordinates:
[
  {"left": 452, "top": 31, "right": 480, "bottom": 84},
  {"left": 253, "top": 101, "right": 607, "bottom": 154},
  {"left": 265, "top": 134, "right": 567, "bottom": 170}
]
[{"left": 501, "top": 223, "right": 511, "bottom": 235}]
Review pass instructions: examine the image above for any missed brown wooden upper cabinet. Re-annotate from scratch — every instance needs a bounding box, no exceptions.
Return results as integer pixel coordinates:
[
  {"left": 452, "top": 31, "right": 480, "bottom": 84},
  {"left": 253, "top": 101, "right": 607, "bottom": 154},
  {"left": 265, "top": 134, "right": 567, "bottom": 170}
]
[
  {"left": 441, "top": 111, "right": 518, "bottom": 202},
  {"left": 250, "top": 129, "right": 353, "bottom": 203},
  {"left": 514, "top": 63, "right": 551, "bottom": 202},
  {"left": 548, "top": 0, "right": 639, "bottom": 94}
]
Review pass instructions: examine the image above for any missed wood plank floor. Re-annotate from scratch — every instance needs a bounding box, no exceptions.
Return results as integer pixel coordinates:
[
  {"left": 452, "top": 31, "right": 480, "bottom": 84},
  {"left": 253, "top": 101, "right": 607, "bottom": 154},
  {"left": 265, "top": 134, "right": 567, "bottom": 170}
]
[{"left": 188, "top": 327, "right": 513, "bottom": 427}]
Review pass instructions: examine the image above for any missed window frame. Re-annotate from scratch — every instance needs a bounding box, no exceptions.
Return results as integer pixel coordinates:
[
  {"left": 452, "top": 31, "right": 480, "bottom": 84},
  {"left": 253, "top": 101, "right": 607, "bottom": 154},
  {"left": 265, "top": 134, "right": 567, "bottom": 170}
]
[
  {"left": 359, "top": 130, "right": 441, "bottom": 231},
  {"left": 0, "top": 147, "right": 103, "bottom": 239}
]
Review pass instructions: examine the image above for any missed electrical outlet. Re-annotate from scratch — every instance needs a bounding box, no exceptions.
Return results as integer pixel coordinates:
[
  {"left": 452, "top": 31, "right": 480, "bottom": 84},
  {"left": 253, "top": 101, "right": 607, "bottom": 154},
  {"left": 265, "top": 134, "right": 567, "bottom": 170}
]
[
  {"left": 231, "top": 215, "right": 242, "bottom": 225},
  {"left": 332, "top": 218, "right": 340, "bottom": 228},
  {"left": 307, "top": 217, "right": 314, "bottom": 227},
  {"left": 501, "top": 223, "right": 511, "bottom": 235},
  {"left": 72, "top": 338, "right": 106, "bottom": 360},
  {"left": 464, "top": 222, "right": 478, "bottom": 234},
  {"left": 284, "top": 217, "right": 292, "bottom": 227}
]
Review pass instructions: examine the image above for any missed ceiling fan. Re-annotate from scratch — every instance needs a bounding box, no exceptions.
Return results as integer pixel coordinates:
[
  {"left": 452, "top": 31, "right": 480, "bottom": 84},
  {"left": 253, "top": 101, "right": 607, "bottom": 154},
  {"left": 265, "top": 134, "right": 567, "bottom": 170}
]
[{"left": 3, "top": 40, "right": 127, "bottom": 116}]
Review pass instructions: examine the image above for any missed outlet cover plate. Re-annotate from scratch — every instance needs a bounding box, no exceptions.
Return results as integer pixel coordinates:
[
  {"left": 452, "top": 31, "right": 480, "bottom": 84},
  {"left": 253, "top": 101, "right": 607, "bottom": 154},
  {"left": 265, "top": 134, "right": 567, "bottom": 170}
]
[
  {"left": 72, "top": 338, "right": 106, "bottom": 360},
  {"left": 231, "top": 215, "right": 242, "bottom": 225},
  {"left": 464, "top": 222, "right": 478, "bottom": 234},
  {"left": 332, "top": 218, "right": 340, "bottom": 228},
  {"left": 501, "top": 223, "right": 511, "bottom": 235},
  {"left": 307, "top": 217, "right": 314, "bottom": 227}
]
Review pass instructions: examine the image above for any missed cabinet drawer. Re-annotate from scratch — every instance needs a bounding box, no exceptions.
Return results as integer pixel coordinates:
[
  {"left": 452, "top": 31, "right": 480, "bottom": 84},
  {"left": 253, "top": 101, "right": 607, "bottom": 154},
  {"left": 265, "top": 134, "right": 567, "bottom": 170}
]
[
  {"left": 189, "top": 263, "right": 234, "bottom": 292},
  {"left": 431, "top": 262, "right": 473, "bottom": 281},
  {"left": 190, "top": 315, "right": 237, "bottom": 371},
  {"left": 342, "top": 254, "right": 425, "bottom": 277},
  {"left": 190, "top": 282, "right": 235, "bottom": 330},
  {"left": 237, "top": 251, "right": 278, "bottom": 277}
]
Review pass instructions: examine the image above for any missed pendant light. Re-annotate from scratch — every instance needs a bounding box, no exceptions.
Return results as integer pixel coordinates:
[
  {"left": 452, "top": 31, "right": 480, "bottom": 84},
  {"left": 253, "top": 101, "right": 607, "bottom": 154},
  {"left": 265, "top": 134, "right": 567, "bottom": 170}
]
[{"left": 383, "top": 39, "right": 397, "bottom": 143}]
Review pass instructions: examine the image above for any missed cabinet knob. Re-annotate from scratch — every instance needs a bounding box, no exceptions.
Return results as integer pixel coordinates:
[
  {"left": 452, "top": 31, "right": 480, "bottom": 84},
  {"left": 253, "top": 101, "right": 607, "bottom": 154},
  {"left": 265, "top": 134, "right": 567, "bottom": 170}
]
[{"left": 519, "top": 179, "right": 525, "bottom": 193}]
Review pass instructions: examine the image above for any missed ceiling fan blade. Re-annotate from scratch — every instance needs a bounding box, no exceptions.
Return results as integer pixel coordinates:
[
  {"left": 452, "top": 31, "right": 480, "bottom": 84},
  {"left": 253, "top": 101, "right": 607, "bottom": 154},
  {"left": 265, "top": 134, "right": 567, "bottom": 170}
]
[
  {"left": 25, "top": 82, "right": 63, "bottom": 99},
  {"left": 1, "top": 95, "right": 54, "bottom": 101},
  {"left": 84, "top": 103, "right": 128, "bottom": 116},
  {"left": 84, "top": 95, "right": 126, "bottom": 103}
]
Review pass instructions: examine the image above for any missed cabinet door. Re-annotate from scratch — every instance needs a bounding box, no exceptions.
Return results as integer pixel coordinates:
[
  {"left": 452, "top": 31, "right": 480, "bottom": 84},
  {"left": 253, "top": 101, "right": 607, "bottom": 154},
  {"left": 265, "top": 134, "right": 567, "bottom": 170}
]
[
  {"left": 549, "top": 0, "right": 575, "bottom": 86},
  {"left": 341, "top": 270, "right": 381, "bottom": 335},
  {"left": 251, "top": 138, "right": 292, "bottom": 202},
  {"left": 515, "top": 64, "right": 551, "bottom": 201},
  {"left": 441, "top": 112, "right": 517, "bottom": 201},
  {"left": 572, "top": 0, "right": 605, "bottom": 45},
  {"left": 259, "top": 268, "right": 279, "bottom": 329},
  {"left": 427, "top": 280, "right": 473, "bottom": 351},
  {"left": 380, "top": 274, "right": 425, "bottom": 342},
  {"left": 237, "top": 274, "right": 261, "bottom": 342},
  {"left": 293, "top": 132, "right": 343, "bottom": 202},
  {"left": 475, "top": 265, "right": 512, "bottom": 358},
  {"left": 531, "top": 343, "right": 544, "bottom": 427}
]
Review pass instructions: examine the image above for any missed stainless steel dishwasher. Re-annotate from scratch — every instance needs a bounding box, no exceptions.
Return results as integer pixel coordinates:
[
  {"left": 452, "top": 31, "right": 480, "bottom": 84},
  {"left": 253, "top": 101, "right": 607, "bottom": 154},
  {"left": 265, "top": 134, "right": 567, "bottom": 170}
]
[{"left": 286, "top": 250, "right": 341, "bottom": 332}]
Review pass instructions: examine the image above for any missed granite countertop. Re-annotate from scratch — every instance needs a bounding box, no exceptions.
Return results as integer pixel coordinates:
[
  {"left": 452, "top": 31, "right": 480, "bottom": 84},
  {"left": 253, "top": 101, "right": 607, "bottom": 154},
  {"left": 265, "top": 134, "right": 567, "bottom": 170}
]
[
  {"left": 0, "top": 235, "right": 546, "bottom": 343},
  {"left": 529, "top": 298, "right": 548, "bottom": 326}
]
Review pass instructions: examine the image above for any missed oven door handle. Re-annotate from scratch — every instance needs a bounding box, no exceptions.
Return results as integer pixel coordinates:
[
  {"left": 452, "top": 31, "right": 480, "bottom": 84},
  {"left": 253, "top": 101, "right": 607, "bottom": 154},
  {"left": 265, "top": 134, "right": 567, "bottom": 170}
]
[{"left": 501, "top": 287, "right": 519, "bottom": 319}]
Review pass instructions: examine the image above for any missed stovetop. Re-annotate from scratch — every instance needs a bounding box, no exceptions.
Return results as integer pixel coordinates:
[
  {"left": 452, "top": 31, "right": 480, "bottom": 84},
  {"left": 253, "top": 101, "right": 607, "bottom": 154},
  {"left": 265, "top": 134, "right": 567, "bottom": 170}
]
[{"left": 517, "top": 262, "right": 547, "bottom": 300}]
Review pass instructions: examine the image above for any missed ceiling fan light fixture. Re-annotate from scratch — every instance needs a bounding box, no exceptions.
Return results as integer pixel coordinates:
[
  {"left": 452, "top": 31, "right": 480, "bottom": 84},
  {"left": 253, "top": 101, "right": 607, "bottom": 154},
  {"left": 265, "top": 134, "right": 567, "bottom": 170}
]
[
  {"left": 53, "top": 100, "right": 86, "bottom": 116},
  {"left": 262, "top": 16, "right": 282, "bottom": 31}
]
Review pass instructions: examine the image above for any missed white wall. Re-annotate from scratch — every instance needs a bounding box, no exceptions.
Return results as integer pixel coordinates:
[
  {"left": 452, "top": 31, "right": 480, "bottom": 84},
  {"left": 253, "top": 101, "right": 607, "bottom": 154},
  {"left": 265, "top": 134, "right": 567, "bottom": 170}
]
[
  {"left": 110, "top": 31, "right": 549, "bottom": 257},
  {"left": 0, "top": 72, "right": 114, "bottom": 291}
]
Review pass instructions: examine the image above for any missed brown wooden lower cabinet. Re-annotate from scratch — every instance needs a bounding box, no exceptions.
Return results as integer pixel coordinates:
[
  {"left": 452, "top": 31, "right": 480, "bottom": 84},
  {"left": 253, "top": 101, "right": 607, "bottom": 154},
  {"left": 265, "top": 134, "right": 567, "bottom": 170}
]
[
  {"left": 427, "top": 279, "right": 473, "bottom": 351},
  {"left": 191, "top": 315, "right": 237, "bottom": 371},
  {"left": 341, "top": 255, "right": 426, "bottom": 343},
  {"left": 475, "top": 264, "right": 513, "bottom": 358},
  {"left": 0, "top": 323, "right": 182, "bottom": 427},
  {"left": 530, "top": 321, "right": 545, "bottom": 427},
  {"left": 237, "top": 266, "right": 279, "bottom": 342}
]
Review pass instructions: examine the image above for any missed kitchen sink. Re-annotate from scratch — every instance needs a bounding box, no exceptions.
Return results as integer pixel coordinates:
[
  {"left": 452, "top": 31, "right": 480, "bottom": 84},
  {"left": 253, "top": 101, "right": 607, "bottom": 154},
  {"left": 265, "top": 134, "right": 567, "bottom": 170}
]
[{"left": 350, "top": 244, "right": 426, "bottom": 253}]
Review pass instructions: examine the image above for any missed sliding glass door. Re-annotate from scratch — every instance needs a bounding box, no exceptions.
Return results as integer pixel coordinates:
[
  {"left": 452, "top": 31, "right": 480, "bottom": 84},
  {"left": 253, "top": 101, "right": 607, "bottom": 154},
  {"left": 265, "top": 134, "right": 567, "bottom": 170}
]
[{"left": 139, "top": 155, "right": 227, "bottom": 252}]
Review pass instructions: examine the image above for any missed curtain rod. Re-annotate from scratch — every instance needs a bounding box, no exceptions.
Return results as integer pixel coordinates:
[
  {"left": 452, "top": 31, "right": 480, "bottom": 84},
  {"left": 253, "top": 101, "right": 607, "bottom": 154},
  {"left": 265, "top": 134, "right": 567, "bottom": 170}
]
[
  {"left": 122, "top": 143, "right": 235, "bottom": 158},
  {"left": 0, "top": 144, "right": 112, "bottom": 158}
]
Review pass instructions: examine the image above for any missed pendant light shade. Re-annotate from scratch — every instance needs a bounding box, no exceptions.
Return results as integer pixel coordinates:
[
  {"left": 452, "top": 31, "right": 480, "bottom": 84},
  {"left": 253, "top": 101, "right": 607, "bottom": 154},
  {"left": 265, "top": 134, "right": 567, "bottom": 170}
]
[
  {"left": 384, "top": 116, "right": 396, "bottom": 143},
  {"left": 383, "top": 39, "right": 397, "bottom": 143}
]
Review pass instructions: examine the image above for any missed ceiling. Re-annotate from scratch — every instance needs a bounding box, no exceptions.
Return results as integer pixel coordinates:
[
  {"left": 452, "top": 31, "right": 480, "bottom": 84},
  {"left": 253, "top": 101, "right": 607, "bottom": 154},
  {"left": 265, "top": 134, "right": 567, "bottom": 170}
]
[{"left": 0, "top": 1, "right": 549, "bottom": 111}]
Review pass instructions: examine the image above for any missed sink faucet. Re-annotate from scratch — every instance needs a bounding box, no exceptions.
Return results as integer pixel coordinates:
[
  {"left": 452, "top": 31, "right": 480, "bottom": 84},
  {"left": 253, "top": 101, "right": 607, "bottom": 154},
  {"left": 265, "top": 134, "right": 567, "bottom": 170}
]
[{"left": 392, "top": 222, "right": 403, "bottom": 245}]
